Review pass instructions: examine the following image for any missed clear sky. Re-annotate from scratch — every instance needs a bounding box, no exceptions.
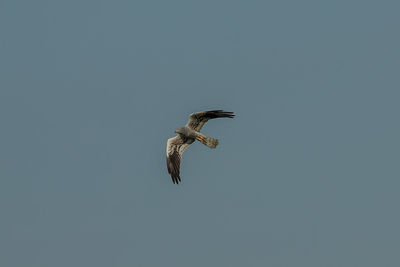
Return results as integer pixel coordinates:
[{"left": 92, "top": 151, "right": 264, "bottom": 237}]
[{"left": 1, "top": 1, "right": 399, "bottom": 266}]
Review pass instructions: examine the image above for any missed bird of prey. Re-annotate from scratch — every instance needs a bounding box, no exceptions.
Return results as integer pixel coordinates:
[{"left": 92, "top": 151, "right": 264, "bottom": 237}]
[{"left": 166, "top": 110, "right": 235, "bottom": 184}]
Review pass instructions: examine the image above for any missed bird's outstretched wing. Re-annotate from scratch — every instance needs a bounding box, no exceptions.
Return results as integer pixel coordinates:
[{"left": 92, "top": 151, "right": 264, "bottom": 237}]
[
  {"left": 166, "top": 135, "right": 190, "bottom": 184},
  {"left": 185, "top": 110, "right": 235, "bottom": 132}
]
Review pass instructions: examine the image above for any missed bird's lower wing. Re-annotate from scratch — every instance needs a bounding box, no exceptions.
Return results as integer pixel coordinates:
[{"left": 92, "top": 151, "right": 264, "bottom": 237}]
[{"left": 166, "top": 135, "right": 189, "bottom": 184}]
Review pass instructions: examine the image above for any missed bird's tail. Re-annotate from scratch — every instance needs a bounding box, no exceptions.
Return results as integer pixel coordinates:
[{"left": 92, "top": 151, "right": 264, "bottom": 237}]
[{"left": 196, "top": 133, "right": 219, "bottom": 149}]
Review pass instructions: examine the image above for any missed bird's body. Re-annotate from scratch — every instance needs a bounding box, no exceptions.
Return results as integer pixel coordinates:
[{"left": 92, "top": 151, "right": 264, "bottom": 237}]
[
  {"left": 166, "top": 110, "right": 234, "bottom": 184},
  {"left": 175, "top": 126, "right": 197, "bottom": 140}
]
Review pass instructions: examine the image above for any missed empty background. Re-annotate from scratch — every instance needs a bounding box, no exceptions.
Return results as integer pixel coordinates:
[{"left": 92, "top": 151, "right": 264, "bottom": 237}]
[{"left": 1, "top": 0, "right": 399, "bottom": 266}]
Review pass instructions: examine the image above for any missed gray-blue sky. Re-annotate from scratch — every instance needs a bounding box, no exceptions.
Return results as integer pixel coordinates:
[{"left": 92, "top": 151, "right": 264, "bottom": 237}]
[{"left": 1, "top": 0, "right": 399, "bottom": 266}]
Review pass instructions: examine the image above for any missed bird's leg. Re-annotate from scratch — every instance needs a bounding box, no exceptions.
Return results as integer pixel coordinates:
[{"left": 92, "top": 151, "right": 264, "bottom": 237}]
[{"left": 196, "top": 135, "right": 205, "bottom": 142}]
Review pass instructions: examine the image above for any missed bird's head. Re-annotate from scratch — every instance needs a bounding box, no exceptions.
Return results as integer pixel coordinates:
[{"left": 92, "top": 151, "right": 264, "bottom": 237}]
[{"left": 175, "top": 128, "right": 183, "bottom": 134}]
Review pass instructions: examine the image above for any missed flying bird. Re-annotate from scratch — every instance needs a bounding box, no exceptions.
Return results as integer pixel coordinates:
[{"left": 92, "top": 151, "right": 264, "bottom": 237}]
[{"left": 166, "top": 110, "right": 235, "bottom": 184}]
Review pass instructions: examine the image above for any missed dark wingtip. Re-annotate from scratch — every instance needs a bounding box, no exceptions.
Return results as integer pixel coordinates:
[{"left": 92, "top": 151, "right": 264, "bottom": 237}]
[
  {"left": 171, "top": 174, "right": 181, "bottom": 184},
  {"left": 206, "top": 110, "right": 235, "bottom": 119},
  {"left": 218, "top": 110, "right": 235, "bottom": 119}
]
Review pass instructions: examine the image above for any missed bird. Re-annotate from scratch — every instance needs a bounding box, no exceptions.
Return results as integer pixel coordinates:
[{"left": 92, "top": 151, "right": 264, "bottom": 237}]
[{"left": 166, "top": 110, "right": 235, "bottom": 184}]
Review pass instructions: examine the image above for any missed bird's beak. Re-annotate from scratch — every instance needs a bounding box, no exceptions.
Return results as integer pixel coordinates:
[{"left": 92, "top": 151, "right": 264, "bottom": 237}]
[{"left": 175, "top": 129, "right": 178, "bottom": 133}]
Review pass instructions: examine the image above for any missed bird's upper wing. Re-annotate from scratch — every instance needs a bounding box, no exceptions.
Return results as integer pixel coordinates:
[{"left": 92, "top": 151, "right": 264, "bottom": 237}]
[
  {"left": 166, "top": 135, "right": 190, "bottom": 184},
  {"left": 185, "top": 110, "right": 235, "bottom": 132}
]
